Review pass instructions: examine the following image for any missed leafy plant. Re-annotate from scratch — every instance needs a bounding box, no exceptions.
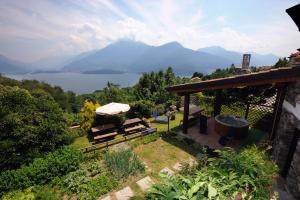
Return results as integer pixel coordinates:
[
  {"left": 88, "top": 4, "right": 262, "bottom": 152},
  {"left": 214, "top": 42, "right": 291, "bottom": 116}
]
[
  {"left": 0, "top": 147, "right": 83, "bottom": 196},
  {"left": 104, "top": 149, "right": 145, "bottom": 180},
  {"left": 80, "top": 100, "right": 100, "bottom": 131},
  {"left": 0, "top": 87, "right": 69, "bottom": 170},
  {"left": 146, "top": 146, "right": 278, "bottom": 200}
]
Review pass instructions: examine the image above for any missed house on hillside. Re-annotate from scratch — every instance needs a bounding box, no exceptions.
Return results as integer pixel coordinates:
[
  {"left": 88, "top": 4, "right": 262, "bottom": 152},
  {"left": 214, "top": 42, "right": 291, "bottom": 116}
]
[{"left": 167, "top": 53, "right": 300, "bottom": 198}]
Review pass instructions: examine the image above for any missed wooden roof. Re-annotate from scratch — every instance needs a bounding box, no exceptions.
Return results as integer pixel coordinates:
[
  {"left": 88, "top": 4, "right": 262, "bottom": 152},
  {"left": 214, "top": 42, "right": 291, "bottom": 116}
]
[{"left": 167, "top": 67, "right": 300, "bottom": 95}]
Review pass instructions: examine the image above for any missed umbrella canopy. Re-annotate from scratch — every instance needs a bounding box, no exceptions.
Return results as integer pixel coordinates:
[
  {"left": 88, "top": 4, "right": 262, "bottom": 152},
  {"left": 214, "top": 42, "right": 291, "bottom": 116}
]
[{"left": 96, "top": 102, "right": 130, "bottom": 115}]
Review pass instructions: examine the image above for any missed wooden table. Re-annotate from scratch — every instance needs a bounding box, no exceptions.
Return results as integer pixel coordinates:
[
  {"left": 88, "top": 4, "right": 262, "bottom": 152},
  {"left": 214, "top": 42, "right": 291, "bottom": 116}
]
[
  {"left": 123, "top": 118, "right": 142, "bottom": 126},
  {"left": 125, "top": 125, "right": 145, "bottom": 133},
  {"left": 94, "top": 132, "right": 118, "bottom": 140},
  {"left": 91, "top": 123, "right": 116, "bottom": 133}
]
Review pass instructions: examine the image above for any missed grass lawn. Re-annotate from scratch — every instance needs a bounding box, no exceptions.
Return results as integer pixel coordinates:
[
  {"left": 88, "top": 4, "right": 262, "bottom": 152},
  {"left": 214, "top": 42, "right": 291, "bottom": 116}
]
[{"left": 70, "top": 135, "right": 90, "bottom": 149}]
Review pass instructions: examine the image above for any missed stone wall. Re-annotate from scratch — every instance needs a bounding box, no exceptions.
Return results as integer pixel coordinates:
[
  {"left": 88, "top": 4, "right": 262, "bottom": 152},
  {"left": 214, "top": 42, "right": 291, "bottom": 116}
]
[{"left": 272, "top": 80, "right": 300, "bottom": 199}]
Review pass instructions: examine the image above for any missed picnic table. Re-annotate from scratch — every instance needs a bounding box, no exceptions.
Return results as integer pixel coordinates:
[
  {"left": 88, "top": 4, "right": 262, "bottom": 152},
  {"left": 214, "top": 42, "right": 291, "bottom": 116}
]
[
  {"left": 125, "top": 124, "right": 145, "bottom": 133},
  {"left": 91, "top": 123, "right": 116, "bottom": 133},
  {"left": 94, "top": 132, "right": 118, "bottom": 140},
  {"left": 123, "top": 118, "right": 142, "bottom": 126}
]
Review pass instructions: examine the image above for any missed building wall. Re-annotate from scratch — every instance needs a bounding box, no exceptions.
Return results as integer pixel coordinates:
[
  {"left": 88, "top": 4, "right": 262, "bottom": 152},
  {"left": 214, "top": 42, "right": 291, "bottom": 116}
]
[{"left": 272, "top": 80, "right": 300, "bottom": 199}]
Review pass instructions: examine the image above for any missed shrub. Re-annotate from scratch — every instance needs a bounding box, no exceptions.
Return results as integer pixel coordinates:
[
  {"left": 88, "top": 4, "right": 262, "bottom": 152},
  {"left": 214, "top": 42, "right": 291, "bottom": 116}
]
[
  {"left": 127, "top": 100, "right": 154, "bottom": 118},
  {"left": 0, "top": 147, "right": 83, "bottom": 196},
  {"left": 0, "top": 88, "right": 69, "bottom": 170},
  {"left": 85, "top": 175, "right": 117, "bottom": 199},
  {"left": 146, "top": 146, "right": 278, "bottom": 199},
  {"left": 80, "top": 100, "right": 100, "bottom": 131},
  {"left": 104, "top": 149, "right": 145, "bottom": 180}
]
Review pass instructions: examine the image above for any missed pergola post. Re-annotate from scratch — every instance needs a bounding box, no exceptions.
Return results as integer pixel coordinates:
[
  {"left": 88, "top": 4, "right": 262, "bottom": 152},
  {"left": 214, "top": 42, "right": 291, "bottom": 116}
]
[
  {"left": 270, "top": 83, "right": 288, "bottom": 140},
  {"left": 214, "top": 90, "right": 222, "bottom": 116},
  {"left": 182, "top": 94, "right": 190, "bottom": 134}
]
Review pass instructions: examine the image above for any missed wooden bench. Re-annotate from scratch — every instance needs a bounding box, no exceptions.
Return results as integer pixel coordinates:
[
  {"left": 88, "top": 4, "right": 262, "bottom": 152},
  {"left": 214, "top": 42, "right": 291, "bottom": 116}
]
[
  {"left": 125, "top": 125, "right": 145, "bottom": 133},
  {"left": 94, "top": 132, "right": 118, "bottom": 140},
  {"left": 91, "top": 123, "right": 116, "bottom": 133},
  {"left": 123, "top": 118, "right": 142, "bottom": 126}
]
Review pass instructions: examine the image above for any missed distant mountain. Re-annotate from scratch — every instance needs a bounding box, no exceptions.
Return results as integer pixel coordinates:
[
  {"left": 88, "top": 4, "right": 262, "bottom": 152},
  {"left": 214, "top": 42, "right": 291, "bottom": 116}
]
[
  {"left": 198, "top": 46, "right": 279, "bottom": 67},
  {"left": 63, "top": 40, "right": 233, "bottom": 74},
  {"left": 0, "top": 55, "right": 28, "bottom": 74},
  {"left": 63, "top": 40, "right": 151, "bottom": 72},
  {"left": 131, "top": 42, "right": 232, "bottom": 74}
]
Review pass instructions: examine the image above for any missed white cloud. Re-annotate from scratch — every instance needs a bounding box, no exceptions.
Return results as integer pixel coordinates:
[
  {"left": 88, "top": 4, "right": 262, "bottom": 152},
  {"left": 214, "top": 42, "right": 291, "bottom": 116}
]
[
  {"left": 216, "top": 16, "right": 227, "bottom": 25},
  {"left": 0, "top": 0, "right": 299, "bottom": 62}
]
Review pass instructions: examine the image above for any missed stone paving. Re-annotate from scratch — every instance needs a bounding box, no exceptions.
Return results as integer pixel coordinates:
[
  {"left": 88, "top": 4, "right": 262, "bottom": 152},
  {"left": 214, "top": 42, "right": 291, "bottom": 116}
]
[
  {"left": 160, "top": 167, "right": 174, "bottom": 176},
  {"left": 172, "top": 162, "right": 183, "bottom": 171},
  {"left": 98, "top": 158, "right": 197, "bottom": 199},
  {"left": 115, "top": 186, "right": 134, "bottom": 200},
  {"left": 136, "top": 176, "right": 154, "bottom": 191},
  {"left": 99, "top": 195, "right": 111, "bottom": 200}
]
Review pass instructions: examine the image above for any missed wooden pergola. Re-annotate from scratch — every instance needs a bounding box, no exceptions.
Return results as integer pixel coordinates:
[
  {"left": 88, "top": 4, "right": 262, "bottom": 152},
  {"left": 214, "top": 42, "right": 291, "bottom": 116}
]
[{"left": 167, "top": 67, "right": 300, "bottom": 139}]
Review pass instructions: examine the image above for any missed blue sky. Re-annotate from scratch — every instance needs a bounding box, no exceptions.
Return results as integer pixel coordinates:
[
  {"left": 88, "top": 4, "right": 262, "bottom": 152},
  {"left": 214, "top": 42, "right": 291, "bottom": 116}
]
[{"left": 0, "top": 0, "right": 299, "bottom": 62}]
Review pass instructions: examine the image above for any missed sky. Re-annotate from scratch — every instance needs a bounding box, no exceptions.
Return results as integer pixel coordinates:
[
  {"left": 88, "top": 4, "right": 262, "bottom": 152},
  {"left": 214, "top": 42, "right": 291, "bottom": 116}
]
[{"left": 0, "top": 0, "right": 299, "bottom": 63}]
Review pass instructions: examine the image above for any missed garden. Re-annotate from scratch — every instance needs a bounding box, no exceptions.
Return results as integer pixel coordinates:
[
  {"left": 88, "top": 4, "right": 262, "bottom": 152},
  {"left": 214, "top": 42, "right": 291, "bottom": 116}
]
[{"left": 0, "top": 66, "right": 282, "bottom": 199}]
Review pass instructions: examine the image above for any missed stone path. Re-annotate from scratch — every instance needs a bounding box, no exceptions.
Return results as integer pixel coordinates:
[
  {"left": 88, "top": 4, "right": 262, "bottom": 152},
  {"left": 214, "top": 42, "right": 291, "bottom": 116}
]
[
  {"left": 136, "top": 176, "right": 154, "bottom": 191},
  {"left": 172, "top": 162, "right": 183, "bottom": 171},
  {"left": 99, "top": 195, "right": 111, "bottom": 200},
  {"left": 99, "top": 158, "right": 198, "bottom": 199},
  {"left": 160, "top": 167, "right": 174, "bottom": 176},
  {"left": 115, "top": 186, "right": 134, "bottom": 200}
]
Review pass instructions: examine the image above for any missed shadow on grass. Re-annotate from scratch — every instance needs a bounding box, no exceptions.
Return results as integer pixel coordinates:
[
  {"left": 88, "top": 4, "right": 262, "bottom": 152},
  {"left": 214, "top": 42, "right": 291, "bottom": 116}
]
[{"left": 159, "top": 127, "right": 200, "bottom": 157}]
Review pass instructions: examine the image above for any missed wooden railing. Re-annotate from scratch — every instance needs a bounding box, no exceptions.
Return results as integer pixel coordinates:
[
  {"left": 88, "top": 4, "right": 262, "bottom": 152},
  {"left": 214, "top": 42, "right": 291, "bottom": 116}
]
[{"left": 80, "top": 128, "right": 157, "bottom": 153}]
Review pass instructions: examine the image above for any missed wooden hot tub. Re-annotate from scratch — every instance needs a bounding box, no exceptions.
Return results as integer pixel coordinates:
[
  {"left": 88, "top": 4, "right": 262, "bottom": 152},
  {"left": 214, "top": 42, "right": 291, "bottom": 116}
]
[{"left": 214, "top": 114, "right": 249, "bottom": 139}]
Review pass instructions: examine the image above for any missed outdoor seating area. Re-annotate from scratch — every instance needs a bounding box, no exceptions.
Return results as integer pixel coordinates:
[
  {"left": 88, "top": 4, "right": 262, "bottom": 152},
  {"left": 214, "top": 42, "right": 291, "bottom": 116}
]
[{"left": 91, "top": 103, "right": 154, "bottom": 144}]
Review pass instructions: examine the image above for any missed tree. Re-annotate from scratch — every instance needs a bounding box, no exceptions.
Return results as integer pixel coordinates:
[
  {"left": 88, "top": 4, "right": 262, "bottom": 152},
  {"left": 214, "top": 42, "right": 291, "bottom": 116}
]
[
  {"left": 80, "top": 100, "right": 100, "bottom": 131},
  {"left": 274, "top": 57, "right": 289, "bottom": 68},
  {"left": 192, "top": 72, "right": 204, "bottom": 79},
  {"left": 0, "top": 87, "right": 69, "bottom": 170}
]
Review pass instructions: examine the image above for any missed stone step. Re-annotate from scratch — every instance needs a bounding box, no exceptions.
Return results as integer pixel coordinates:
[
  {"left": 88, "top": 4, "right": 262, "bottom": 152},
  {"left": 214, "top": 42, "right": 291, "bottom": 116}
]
[
  {"left": 160, "top": 167, "right": 174, "bottom": 176},
  {"left": 136, "top": 176, "right": 154, "bottom": 191},
  {"left": 99, "top": 195, "right": 111, "bottom": 200},
  {"left": 172, "top": 162, "right": 183, "bottom": 171},
  {"left": 115, "top": 186, "right": 134, "bottom": 200}
]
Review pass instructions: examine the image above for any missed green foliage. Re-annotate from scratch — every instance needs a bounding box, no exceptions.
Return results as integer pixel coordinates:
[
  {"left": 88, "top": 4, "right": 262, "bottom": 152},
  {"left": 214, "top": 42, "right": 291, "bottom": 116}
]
[
  {"left": 134, "top": 67, "right": 184, "bottom": 106},
  {"left": 0, "top": 147, "right": 83, "bottom": 196},
  {"left": 130, "top": 196, "right": 145, "bottom": 200},
  {"left": 0, "top": 87, "right": 70, "bottom": 170},
  {"left": 1, "top": 187, "right": 35, "bottom": 200},
  {"left": 33, "top": 185, "right": 61, "bottom": 200},
  {"left": 95, "top": 82, "right": 135, "bottom": 105},
  {"left": 273, "top": 57, "right": 289, "bottom": 68},
  {"left": 127, "top": 100, "right": 154, "bottom": 118},
  {"left": 65, "top": 113, "right": 81, "bottom": 126},
  {"left": 146, "top": 146, "right": 278, "bottom": 200},
  {"left": 0, "top": 75, "right": 79, "bottom": 113},
  {"left": 85, "top": 175, "right": 118, "bottom": 199},
  {"left": 104, "top": 149, "right": 145, "bottom": 180},
  {"left": 80, "top": 100, "right": 100, "bottom": 131}
]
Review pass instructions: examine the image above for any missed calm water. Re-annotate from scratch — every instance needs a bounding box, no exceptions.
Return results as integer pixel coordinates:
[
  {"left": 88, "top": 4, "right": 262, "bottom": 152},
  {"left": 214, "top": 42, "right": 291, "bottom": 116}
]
[{"left": 6, "top": 72, "right": 141, "bottom": 94}]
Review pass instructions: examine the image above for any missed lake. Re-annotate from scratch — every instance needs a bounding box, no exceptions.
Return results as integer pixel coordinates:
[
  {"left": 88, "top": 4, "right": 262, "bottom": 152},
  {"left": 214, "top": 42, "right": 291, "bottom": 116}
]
[{"left": 6, "top": 72, "right": 141, "bottom": 94}]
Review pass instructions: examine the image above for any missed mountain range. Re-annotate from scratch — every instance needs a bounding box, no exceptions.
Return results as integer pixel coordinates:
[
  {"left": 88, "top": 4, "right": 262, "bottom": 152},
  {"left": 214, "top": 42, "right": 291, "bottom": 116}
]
[{"left": 0, "top": 40, "right": 280, "bottom": 75}]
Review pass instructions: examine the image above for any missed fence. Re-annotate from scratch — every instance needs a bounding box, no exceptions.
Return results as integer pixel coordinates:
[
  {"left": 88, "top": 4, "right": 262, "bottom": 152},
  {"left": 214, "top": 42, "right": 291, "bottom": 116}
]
[{"left": 80, "top": 128, "right": 157, "bottom": 153}]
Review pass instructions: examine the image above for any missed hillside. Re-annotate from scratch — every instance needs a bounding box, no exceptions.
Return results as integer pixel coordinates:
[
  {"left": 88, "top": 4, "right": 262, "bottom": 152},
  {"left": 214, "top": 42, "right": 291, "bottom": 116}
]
[
  {"left": 0, "top": 55, "right": 28, "bottom": 74},
  {"left": 198, "top": 46, "right": 279, "bottom": 67}
]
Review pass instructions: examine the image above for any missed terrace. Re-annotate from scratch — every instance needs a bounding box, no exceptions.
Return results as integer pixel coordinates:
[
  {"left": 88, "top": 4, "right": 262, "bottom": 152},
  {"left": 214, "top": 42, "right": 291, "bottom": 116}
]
[{"left": 167, "top": 67, "right": 300, "bottom": 149}]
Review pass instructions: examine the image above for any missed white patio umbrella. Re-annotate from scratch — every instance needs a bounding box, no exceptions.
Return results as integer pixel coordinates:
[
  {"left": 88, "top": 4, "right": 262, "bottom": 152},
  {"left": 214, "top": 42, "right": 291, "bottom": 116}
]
[{"left": 96, "top": 102, "right": 130, "bottom": 115}]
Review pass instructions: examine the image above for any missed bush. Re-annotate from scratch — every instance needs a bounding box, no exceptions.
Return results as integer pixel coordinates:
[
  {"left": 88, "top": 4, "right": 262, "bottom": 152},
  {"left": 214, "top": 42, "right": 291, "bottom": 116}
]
[
  {"left": 127, "top": 100, "right": 154, "bottom": 118},
  {"left": 85, "top": 175, "right": 117, "bottom": 199},
  {"left": 0, "top": 88, "right": 69, "bottom": 170},
  {"left": 146, "top": 146, "right": 278, "bottom": 199},
  {"left": 80, "top": 100, "right": 100, "bottom": 131},
  {"left": 104, "top": 149, "right": 145, "bottom": 180},
  {"left": 0, "top": 147, "right": 83, "bottom": 196}
]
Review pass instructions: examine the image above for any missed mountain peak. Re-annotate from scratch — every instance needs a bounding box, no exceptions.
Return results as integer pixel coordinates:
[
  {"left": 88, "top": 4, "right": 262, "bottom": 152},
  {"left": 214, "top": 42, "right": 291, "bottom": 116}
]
[{"left": 160, "top": 41, "right": 183, "bottom": 48}]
